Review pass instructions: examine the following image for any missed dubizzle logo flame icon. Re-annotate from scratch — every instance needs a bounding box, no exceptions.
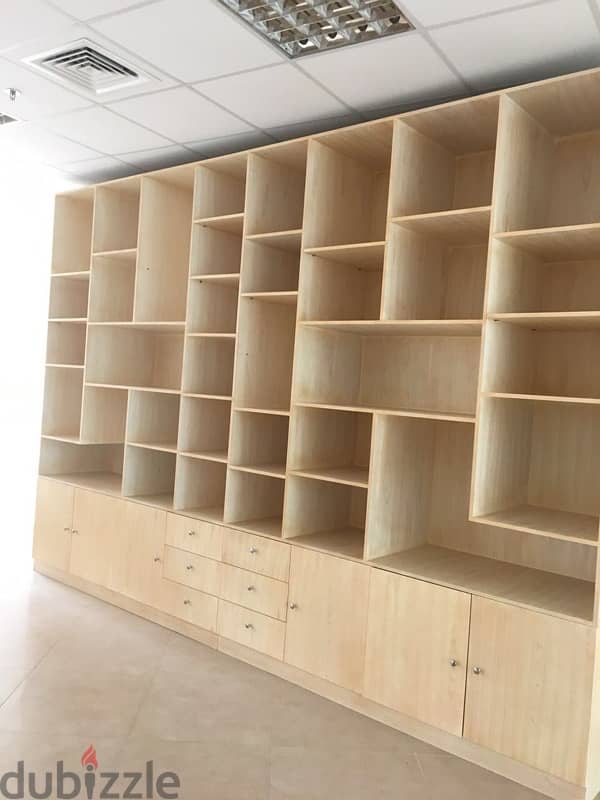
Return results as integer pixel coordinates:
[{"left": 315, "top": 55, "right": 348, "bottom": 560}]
[{"left": 81, "top": 745, "right": 98, "bottom": 771}]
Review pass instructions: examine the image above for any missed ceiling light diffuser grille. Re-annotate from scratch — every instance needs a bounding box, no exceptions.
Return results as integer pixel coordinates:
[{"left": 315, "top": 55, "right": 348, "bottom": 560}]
[{"left": 219, "top": 0, "right": 413, "bottom": 57}]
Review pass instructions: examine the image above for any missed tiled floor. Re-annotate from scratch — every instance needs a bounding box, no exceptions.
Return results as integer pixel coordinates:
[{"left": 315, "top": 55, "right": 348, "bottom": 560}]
[{"left": 0, "top": 566, "right": 550, "bottom": 800}]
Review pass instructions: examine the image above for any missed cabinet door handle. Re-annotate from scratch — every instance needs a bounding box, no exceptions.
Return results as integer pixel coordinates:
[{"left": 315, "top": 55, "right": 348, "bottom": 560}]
[
  {"left": 472, "top": 666, "right": 482, "bottom": 675},
  {"left": 244, "top": 623, "right": 254, "bottom": 630},
  {"left": 63, "top": 526, "right": 71, "bottom": 533},
  {"left": 183, "top": 599, "right": 191, "bottom": 606},
  {"left": 249, "top": 546, "right": 258, "bottom": 554},
  {"left": 186, "top": 564, "right": 194, "bottom": 571},
  {"left": 449, "top": 659, "right": 458, "bottom": 668},
  {"left": 71, "top": 529, "right": 79, "bottom": 535},
  {"left": 187, "top": 530, "right": 196, "bottom": 536},
  {"left": 289, "top": 602, "right": 298, "bottom": 610},
  {"left": 153, "top": 557, "right": 161, "bottom": 563},
  {"left": 247, "top": 585, "right": 255, "bottom": 592}
]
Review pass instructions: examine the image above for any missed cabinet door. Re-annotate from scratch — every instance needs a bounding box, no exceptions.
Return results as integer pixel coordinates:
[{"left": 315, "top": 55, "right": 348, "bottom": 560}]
[
  {"left": 364, "top": 570, "right": 470, "bottom": 736},
  {"left": 32, "top": 478, "right": 74, "bottom": 571},
  {"left": 285, "top": 548, "right": 369, "bottom": 692},
  {"left": 464, "top": 597, "right": 595, "bottom": 785},
  {"left": 69, "top": 489, "right": 121, "bottom": 587},
  {"left": 110, "top": 501, "right": 166, "bottom": 606}
]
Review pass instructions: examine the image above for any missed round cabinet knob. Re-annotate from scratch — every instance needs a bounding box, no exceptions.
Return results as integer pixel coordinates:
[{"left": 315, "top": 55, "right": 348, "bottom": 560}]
[
  {"left": 247, "top": 585, "right": 255, "bottom": 592},
  {"left": 472, "top": 666, "right": 482, "bottom": 675},
  {"left": 63, "top": 526, "right": 71, "bottom": 533},
  {"left": 186, "top": 564, "right": 194, "bottom": 571},
  {"left": 153, "top": 557, "right": 161, "bottom": 563},
  {"left": 187, "top": 530, "right": 196, "bottom": 537},
  {"left": 449, "top": 659, "right": 458, "bottom": 668},
  {"left": 183, "top": 599, "right": 192, "bottom": 606},
  {"left": 244, "top": 623, "right": 254, "bottom": 630},
  {"left": 249, "top": 546, "right": 258, "bottom": 554},
  {"left": 71, "top": 529, "right": 79, "bottom": 535},
  {"left": 289, "top": 602, "right": 298, "bottom": 610}
]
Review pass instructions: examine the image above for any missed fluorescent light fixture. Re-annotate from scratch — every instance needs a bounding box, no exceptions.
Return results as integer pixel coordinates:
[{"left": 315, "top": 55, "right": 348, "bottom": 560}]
[{"left": 219, "top": 0, "right": 413, "bottom": 58}]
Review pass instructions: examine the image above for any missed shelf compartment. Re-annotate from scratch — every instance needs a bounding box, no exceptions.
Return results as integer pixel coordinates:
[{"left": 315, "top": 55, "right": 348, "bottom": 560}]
[
  {"left": 294, "top": 325, "right": 479, "bottom": 419},
  {"left": 46, "top": 321, "right": 86, "bottom": 366},
  {"left": 229, "top": 409, "right": 289, "bottom": 477},
  {"left": 190, "top": 225, "right": 242, "bottom": 279},
  {"left": 193, "top": 154, "right": 247, "bottom": 220},
  {"left": 178, "top": 395, "right": 231, "bottom": 459},
  {"left": 49, "top": 274, "right": 89, "bottom": 320},
  {"left": 85, "top": 325, "right": 184, "bottom": 392},
  {"left": 134, "top": 174, "right": 193, "bottom": 323},
  {"left": 283, "top": 475, "right": 366, "bottom": 559},
  {"left": 174, "top": 454, "right": 226, "bottom": 518},
  {"left": 490, "top": 312, "right": 600, "bottom": 330},
  {"left": 51, "top": 188, "right": 94, "bottom": 274},
  {"left": 241, "top": 238, "right": 300, "bottom": 294},
  {"left": 182, "top": 336, "right": 234, "bottom": 397},
  {"left": 126, "top": 390, "right": 180, "bottom": 451},
  {"left": 472, "top": 397, "right": 600, "bottom": 545},
  {"left": 483, "top": 320, "right": 600, "bottom": 399},
  {"left": 80, "top": 385, "right": 127, "bottom": 444},
  {"left": 303, "top": 121, "right": 393, "bottom": 249},
  {"left": 39, "top": 439, "right": 123, "bottom": 493},
  {"left": 383, "top": 224, "right": 487, "bottom": 320},
  {"left": 287, "top": 405, "right": 371, "bottom": 488},
  {"left": 304, "top": 242, "right": 385, "bottom": 270},
  {"left": 89, "top": 252, "right": 135, "bottom": 322},
  {"left": 389, "top": 97, "right": 498, "bottom": 217},
  {"left": 234, "top": 296, "right": 296, "bottom": 413},
  {"left": 187, "top": 279, "right": 238, "bottom": 334},
  {"left": 42, "top": 366, "right": 83, "bottom": 439},
  {"left": 299, "top": 250, "right": 382, "bottom": 322},
  {"left": 301, "top": 320, "right": 482, "bottom": 336},
  {"left": 391, "top": 207, "right": 491, "bottom": 245},
  {"left": 224, "top": 468, "right": 284, "bottom": 536},
  {"left": 245, "top": 142, "right": 307, "bottom": 236},
  {"left": 123, "top": 444, "right": 176, "bottom": 506},
  {"left": 93, "top": 177, "right": 141, "bottom": 253},
  {"left": 372, "top": 545, "right": 594, "bottom": 624}
]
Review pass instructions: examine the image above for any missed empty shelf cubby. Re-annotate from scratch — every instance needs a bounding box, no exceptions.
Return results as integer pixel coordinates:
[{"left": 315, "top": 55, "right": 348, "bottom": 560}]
[
  {"left": 244, "top": 142, "right": 307, "bottom": 235},
  {"left": 472, "top": 397, "right": 600, "bottom": 544},
  {"left": 89, "top": 251, "right": 136, "bottom": 322},
  {"left": 229, "top": 410, "right": 289, "bottom": 477},
  {"left": 283, "top": 475, "right": 366, "bottom": 559},
  {"left": 190, "top": 225, "right": 242, "bottom": 279},
  {"left": 93, "top": 177, "right": 141, "bottom": 254},
  {"left": 49, "top": 274, "right": 89, "bottom": 320},
  {"left": 299, "top": 250, "right": 382, "bottom": 321},
  {"left": 288, "top": 405, "right": 371, "bottom": 487},
  {"left": 126, "top": 391, "right": 180, "bottom": 452},
  {"left": 182, "top": 336, "right": 234, "bottom": 397},
  {"left": 193, "top": 154, "right": 247, "bottom": 220},
  {"left": 224, "top": 468, "right": 285, "bottom": 537},
  {"left": 122, "top": 444, "right": 176, "bottom": 507},
  {"left": 174, "top": 454, "right": 227, "bottom": 521},
  {"left": 178, "top": 395, "right": 231, "bottom": 461},
  {"left": 80, "top": 386, "right": 127, "bottom": 445},
  {"left": 39, "top": 438, "right": 123, "bottom": 494},
  {"left": 42, "top": 366, "right": 83, "bottom": 439},
  {"left": 46, "top": 321, "right": 86, "bottom": 366},
  {"left": 241, "top": 238, "right": 300, "bottom": 294},
  {"left": 51, "top": 188, "right": 94, "bottom": 274},
  {"left": 187, "top": 280, "right": 238, "bottom": 334}
]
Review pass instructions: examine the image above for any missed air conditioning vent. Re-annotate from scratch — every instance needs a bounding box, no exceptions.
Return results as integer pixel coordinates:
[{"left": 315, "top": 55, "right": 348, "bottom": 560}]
[
  {"left": 24, "top": 39, "right": 152, "bottom": 96},
  {"left": 0, "top": 113, "right": 19, "bottom": 125}
]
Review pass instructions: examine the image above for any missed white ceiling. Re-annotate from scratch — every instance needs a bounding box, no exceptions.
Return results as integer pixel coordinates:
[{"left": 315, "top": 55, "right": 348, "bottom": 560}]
[{"left": 1, "top": 0, "right": 600, "bottom": 182}]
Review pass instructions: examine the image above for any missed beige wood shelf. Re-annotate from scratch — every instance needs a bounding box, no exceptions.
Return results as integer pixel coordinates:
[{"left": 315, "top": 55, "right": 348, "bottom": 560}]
[
  {"left": 178, "top": 505, "right": 225, "bottom": 524},
  {"left": 371, "top": 545, "right": 594, "bottom": 624},
  {"left": 295, "top": 401, "right": 475, "bottom": 424},
  {"left": 489, "top": 311, "right": 600, "bottom": 330},
  {"left": 48, "top": 317, "right": 87, "bottom": 323},
  {"left": 42, "top": 471, "right": 122, "bottom": 496},
  {"left": 230, "top": 463, "right": 286, "bottom": 479},
  {"left": 190, "top": 273, "right": 240, "bottom": 286},
  {"left": 183, "top": 392, "right": 232, "bottom": 401},
  {"left": 290, "top": 466, "right": 368, "bottom": 488},
  {"left": 46, "top": 363, "right": 85, "bottom": 370},
  {"left": 391, "top": 206, "right": 491, "bottom": 244},
  {"left": 180, "top": 450, "right": 228, "bottom": 463},
  {"left": 483, "top": 391, "right": 600, "bottom": 406},
  {"left": 246, "top": 229, "right": 302, "bottom": 252},
  {"left": 41, "top": 434, "right": 82, "bottom": 444},
  {"left": 51, "top": 270, "right": 90, "bottom": 280},
  {"left": 473, "top": 505, "right": 599, "bottom": 546},
  {"left": 86, "top": 382, "right": 180, "bottom": 395},
  {"left": 234, "top": 406, "right": 290, "bottom": 416},
  {"left": 231, "top": 516, "right": 283, "bottom": 538},
  {"left": 495, "top": 223, "right": 600, "bottom": 260},
  {"left": 187, "top": 332, "right": 236, "bottom": 340},
  {"left": 301, "top": 319, "right": 482, "bottom": 336},
  {"left": 241, "top": 291, "right": 298, "bottom": 305},
  {"left": 290, "top": 528, "right": 365, "bottom": 560},
  {"left": 127, "top": 441, "right": 178, "bottom": 454},
  {"left": 92, "top": 247, "right": 137, "bottom": 260},
  {"left": 88, "top": 321, "right": 185, "bottom": 332},
  {"left": 129, "top": 492, "right": 174, "bottom": 510},
  {"left": 304, "top": 241, "right": 385, "bottom": 270},
  {"left": 194, "top": 213, "right": 244, "bottom": 235}
]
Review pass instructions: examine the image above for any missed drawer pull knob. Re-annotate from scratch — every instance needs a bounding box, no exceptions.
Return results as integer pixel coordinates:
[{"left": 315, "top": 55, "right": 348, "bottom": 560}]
[
  {"left": 247, "top": 585, "right": 256, "bottom": 592},
  {"left": 183, "top": 599, "right": 192, "bottom": 606},
  {"left": 289, "top": 602, "right": 298, "bottom": 610},
  {"left": 63, "top": 526, "right": 71, "bottom": 533},
  {"left": 187, "top": 530, "right": 196, "bottom": 536},
  {"left": 71, "top": 529, "right": 79, "bottom": 535},
  {"left": 153, "top": 557, "right": 161, "bottom": 563},
  {"left": 472, "top": 666, "right": 482, "bottom": 675},
  {"left": 249, "top": 546, "right": 258, "bottom": 554},
  {"left": 186, "top": 565, "right": 194, "bottom": 571},
  {"left": 449, "top": 659, "right": 458, "bottom": 668},
  {"left": 244, "top": 623, "right": 254, "bottom": 630}
]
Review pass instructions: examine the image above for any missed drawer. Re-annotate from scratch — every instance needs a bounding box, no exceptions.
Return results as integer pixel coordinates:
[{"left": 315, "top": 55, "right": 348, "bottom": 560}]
[
  {"left": 222, "top": 529, "right": 290, "bottom": 581},
  {"left": 217, "top": 599, "right": 285, "bottom": 660},
  {"left": 157, "top": 580, "right": 218, "bottom": 632},
  {"left": 219, "top": 563, "right": 288, "bottom": 620},
  {"left": 163, "top": 546, "right": 220, "bottom": 596},
  {"left": 166, "top": 513, "right": 222, "bottom": 560}
]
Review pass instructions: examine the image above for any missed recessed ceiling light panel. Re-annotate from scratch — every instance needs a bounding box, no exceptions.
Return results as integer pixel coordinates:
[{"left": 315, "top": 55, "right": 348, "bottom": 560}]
[{"left": 219, "top": 0, "right": 413, "bottom": 58}]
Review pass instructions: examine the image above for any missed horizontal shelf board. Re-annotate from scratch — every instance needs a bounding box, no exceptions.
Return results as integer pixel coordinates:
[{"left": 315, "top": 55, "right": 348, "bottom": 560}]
[
  {"left": 127, "top": 493, "right": 174, "bottom": 510},
  {"left": 194, "top": 212, "right": 244, "bottom": 235},
  {"left": 230, "top": 463, "right": 286, "bottom": 479},
  {"left": 290, "top": 466, "right": 368, "bottom": 488},
  {"left": 186, "top": 332, "right": 236, "bottom": 340},
  {"left": 241, "top": 291, "right": 298, "bottom": 306},
  {"left": 86, "top": 383, "right": 180, "bottom": 395},
  {"left": 46, "top": 363, "right": 84, "bottom": 369},
  {"left": 228, "top": 516, "right": 283, "bottom": 539},
  {"left": 183, "top": 393, "right": 232, "bottom": 401},
  {"left": 176, "top": 506, "right": 225, "bottom": 525},
  {"left": 234, "top": 406, "right": 290, "bottom": 416},
  {"left": 483, "top": 392, "right": 600, "bottom": 406},
  {"left": 304, "top": 241, "right": 385, "bottom": 270},
  {"left": 51, "top": 270, "right": 90, "bottom": 280},
  {"left": 180, "top": 450, "right": 228, "bottom": 464},
  {"left": 41, "top": 434, "right": 82, "bottom": 444},
  {"left": 371, "top": 545, "right": 594, "bottom": 624},
  {"left": 301, "top": 319, "right": 482, "bottom": 336},
  {"left": 489, "top": 311, "right": 600, "bottom": 330},
  {"left": 391, "top": 206, "right": 491, "bottom": 244},
  {"left": 92, "top": 248, "right": 137, "bottom": 261},
  {"left": 127, "top": 441, "right": 177, "bottom": 454},
  {"left": 41, "top": 472, "right": 122, "bottom": 496},
  {"left": 246, "top": 229, "right": 302, "bottom": 252},
  {"left": 48, "top": 317, "right": 87, "bottom": 323},
  {"left": 474, "top": 504, "right": 599, "bottom": 546},
  {"left": 295, "top": 402, "right": 475, "bottom": 424},
  {"left": 190, "top": 273, "right": 240, "bottom": 286},
  {"left": 88, "top": 321, "right": 185, "bottom": 332},
  {"left": 289, "top": 527, "right": 365, "bottom": 561},
  {"left": 495, "top": 223, "right": 600, "bottom": 260}
]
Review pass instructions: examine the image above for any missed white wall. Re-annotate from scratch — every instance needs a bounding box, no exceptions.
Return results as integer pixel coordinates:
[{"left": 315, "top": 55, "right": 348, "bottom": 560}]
[{"left": 0, "top": 151, "right": 77, "bottom": 573}]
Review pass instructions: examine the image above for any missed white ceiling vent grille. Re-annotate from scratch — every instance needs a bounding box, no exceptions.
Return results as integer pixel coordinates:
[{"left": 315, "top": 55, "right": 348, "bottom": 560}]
[
  {"left": 219, "top": 0, "right": 413, "bottom": 58},
  {"left": 23, "top": 39, "right": 152, "bottom": 97}
]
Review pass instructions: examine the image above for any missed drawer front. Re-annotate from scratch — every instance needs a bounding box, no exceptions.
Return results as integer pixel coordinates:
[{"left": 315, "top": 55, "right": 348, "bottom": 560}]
[
  {"left": 217, "top": 600, "right": 285, "bottom": 660},
  {"left": 222, "top": 529, "right": 290, "bottom": 581},
  {"left": 158, "top": 580, "right": 218, "bottom": 632},
  {"left": 220, "top": 563, "right": 288, "bottom": 620},
  {"left": 163, "top": 546, "right": 221, "bottom": 596},
  {"left": 166, "top": 513, "right": 222, "bottom": 560}
]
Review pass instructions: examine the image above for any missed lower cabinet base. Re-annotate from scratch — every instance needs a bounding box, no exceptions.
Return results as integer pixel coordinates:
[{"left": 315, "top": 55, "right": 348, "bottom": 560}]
[{"left": 34, "top": 561, "right": 589, "bottom": 800}]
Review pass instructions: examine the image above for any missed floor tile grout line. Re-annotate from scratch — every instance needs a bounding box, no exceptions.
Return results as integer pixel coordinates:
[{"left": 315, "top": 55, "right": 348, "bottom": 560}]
[{"left": 0, "top": 636, "right": 64, "bottom": 711}]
